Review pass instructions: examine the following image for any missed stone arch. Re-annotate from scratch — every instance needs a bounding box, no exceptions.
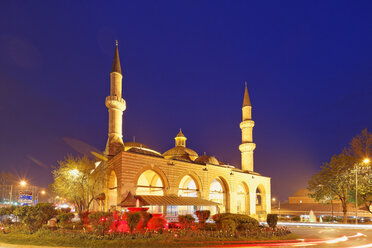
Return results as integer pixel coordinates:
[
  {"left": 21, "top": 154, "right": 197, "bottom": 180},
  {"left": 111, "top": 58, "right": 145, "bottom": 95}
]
[
  {"left": 237, "top": 181, "right": 250, "bottom": 214},
  {"left": 255, "top": 184, "right": 266, "bottom": 213},
  {"left": 208, "top": 176, "right": 230, "bottom": 214},
  {"left": 176, "top": 172, "right": 202, "bottom": 197},
  {"left": 107, "top": 170, "right": 118, "bottom": 210},
  {"left": 134, "top": 165, "right": 169, "bottom": 194},
  {"left": 135, "top": 168, "right": 168, "bottom": 196}
]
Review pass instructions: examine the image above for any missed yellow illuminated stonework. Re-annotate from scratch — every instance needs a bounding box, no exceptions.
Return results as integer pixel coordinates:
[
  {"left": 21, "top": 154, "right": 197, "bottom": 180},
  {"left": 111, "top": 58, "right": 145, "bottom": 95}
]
[{"left": 93, "top": 43, "right": 271, "bottom": 220}]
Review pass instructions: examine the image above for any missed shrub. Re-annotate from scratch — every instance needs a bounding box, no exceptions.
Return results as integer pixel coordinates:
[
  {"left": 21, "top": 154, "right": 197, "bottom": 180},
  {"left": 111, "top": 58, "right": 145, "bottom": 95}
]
[
  {"left": 213, "top": 213, "right": 258, "bottom": 229},
  {"left": 291, "top": 215, "right": 300, "bottom": 221},
  {"left": 236, "top": 222, "right": 259, "bottom": 232},
  {"left": 13, "top": 203, "right": 57, "bottom": 233},
  {"left": 88, "top": 212, "right": 113, "bottom": 235},
  {"left": 267, "top": 214, "right": 278, "bottom": 228},
  {"left": 138, "top": 211, "right": 151, "bottom": 229},
  {"left": 147, "top": 217, "right": 167, "bottom": 231},
  {"left": 57, "top": 212, "right": 75, "bottom": 229},
  {"left": 178, "top": 214, "right": 195, "bottom": 229},
  {"left": 78, "top": 210, "right": 90, "bottom": 225},
  {"left": 195, "top": 210, "right": 210, "bottom": 225},
  {"left": 126, "top": 212, "right": 141, "bottom": 233},
  {"left": 221, "top": 219, "right": 236, "bottom": 233}
]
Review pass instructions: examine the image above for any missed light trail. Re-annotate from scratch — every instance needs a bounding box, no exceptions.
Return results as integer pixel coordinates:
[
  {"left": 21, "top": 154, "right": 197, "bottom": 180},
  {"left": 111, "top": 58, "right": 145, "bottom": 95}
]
[
  {"left": 270, "top": 222, "right": 372, "bottom": 229},
  {"left": 204, "top": 232, "right": 366, "bottom": 247}
]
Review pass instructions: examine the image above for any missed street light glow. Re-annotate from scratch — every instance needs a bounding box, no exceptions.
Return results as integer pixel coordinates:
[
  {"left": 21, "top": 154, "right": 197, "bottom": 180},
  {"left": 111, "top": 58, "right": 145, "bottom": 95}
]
[
  {"left": 69, "top": 169, "right": 80, "bottom": 177},
  {"left": 20, "top": 180, "right": 27, "bottom": 187},
  {"left": 363, "top": 158, "right": 370, "bottom": 164},
  {"left": 41, "top": 190, "right": 46, "bottom": 195}
]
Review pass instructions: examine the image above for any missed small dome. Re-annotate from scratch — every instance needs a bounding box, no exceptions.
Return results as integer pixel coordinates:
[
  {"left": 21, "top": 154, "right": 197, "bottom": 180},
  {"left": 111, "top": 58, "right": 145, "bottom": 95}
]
[
  {"left": 195, "top": 154, "right": 219, "bottom": 165},
  {"left": 163, "top": 146, "right": 198, "bottom": 161}
]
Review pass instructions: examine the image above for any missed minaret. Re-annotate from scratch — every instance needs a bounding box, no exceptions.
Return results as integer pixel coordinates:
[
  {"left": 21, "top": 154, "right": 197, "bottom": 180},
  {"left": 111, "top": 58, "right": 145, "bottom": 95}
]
[
  {"left": 239, "top": 83, "right": 256, "bottom": 171},
  {"left": 175, "top": 129, "right": 187, "bottom": 147},
  {"left": 104, "top": 41, "right": 126, "bottom": 156}
]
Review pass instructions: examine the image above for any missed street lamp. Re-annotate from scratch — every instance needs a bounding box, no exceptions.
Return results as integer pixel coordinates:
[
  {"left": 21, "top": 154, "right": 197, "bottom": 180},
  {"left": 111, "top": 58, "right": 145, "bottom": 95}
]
[
  {"left": 355, "top": 158, "right": 370, "bottom": 224},
  {"left": 272, "top": 197, "right": 281, "bottom": 216},
  {"left": 20, "top": 180, "right": 27, "bottom": 187}
]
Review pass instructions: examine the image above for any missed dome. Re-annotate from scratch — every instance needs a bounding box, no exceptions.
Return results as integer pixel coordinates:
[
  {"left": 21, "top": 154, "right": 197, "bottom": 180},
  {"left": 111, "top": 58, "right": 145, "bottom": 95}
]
[
  {"left": 124, "top": 142, "right": 162, "bottom": 157},
  {"left": 195, "top": 154, "right": 219, "bottom": 165},
  {"left": 124, "top": 142, "right": 150, "bottom": 150},
  {"left": 127, "top": 147, "right": 163, "bottom": 158},
  {"left": 293, "top": 188, "right": 310, "bottom": 197},
  {"left": 163, "top": 146, "right": 198, "bottom": 161}
]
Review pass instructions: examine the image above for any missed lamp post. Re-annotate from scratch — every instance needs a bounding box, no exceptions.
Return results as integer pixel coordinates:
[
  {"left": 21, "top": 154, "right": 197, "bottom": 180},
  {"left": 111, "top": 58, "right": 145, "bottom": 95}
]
[
  {"left": 272, "top": 197, "right": 281, "bottom": 217},
  {"left": 355, "top": 158, "right": 370, "bottom": 224}
]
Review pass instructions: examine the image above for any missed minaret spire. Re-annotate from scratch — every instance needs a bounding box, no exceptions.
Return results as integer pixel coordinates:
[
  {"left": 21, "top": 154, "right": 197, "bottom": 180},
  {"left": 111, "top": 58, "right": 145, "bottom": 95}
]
[
  {"left": 243, "top": 82, "right": 251, "bottom": 107},
  {"left": 111, "top": 40, "right": 122, "bottom": 74},
  {"left": 105, "top": 41, "right": 126, "bottom": 156},
  {"left": 239, "top": 82, "right": 256, "bottom": 171}
]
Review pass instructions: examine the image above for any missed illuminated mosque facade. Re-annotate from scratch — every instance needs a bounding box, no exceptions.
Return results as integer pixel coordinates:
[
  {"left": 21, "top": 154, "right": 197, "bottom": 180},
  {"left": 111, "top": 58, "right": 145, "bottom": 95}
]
[{"left": 94, "top": 43, "right": 271, "bottom": 219}]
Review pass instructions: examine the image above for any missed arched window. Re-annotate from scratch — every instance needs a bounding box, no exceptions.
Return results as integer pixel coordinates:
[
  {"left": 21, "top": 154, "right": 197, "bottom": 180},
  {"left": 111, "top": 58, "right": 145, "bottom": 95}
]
[
  {"left": 176, "top": 175, "right": 199, "bottom": 216},
  {"left": 208, "top": 178, "right": 229, "bottom": 215},
  {"left": 178, "top": 175, "right": 198, "bottom": 197},
  {"left": 256, "top": 184, "right": 266, "bottom": 213},
  {"left": 136, "top": 170, "right": 164, "bottom": 196}
]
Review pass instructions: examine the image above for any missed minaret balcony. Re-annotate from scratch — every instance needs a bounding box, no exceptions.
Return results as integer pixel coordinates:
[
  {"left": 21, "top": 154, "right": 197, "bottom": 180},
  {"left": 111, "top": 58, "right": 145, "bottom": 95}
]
[
  {"left": 105, "top": 96, "right": 126, "bottom": 111},
  {"left": 239, "top": 143, "right": 256, "bottom": 152},
  {"left": 240, "top": 120, "right": 255, "bottom": 129}
]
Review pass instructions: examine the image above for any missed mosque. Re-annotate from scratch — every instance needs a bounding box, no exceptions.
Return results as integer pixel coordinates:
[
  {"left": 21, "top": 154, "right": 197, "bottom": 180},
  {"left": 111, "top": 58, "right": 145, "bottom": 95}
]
[{"left": 93, "top": 43, "right": 271, "bottom": 219}]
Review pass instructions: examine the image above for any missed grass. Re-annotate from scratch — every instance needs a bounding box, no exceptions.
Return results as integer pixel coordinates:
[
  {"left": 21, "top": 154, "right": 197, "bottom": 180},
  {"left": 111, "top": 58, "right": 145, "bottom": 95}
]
[{"left": 0, "top": 231, "right": 298, "bottom": 248}]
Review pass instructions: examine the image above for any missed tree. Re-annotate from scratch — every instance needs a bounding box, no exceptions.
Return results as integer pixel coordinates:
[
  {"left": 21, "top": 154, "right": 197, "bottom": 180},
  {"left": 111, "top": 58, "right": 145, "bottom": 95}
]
[
  {"left": 348, "top": 129, "right": 372, "bottom": 213},
  {"left": 308, "top": 152, "right": 355, "bottom": 223},
  {"left": 52, "top": 156, "right": 105, "bottom": 212}
]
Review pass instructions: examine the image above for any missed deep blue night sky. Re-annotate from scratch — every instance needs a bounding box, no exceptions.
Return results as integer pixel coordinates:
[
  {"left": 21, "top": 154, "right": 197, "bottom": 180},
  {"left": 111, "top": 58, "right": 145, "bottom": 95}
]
[{"left": 0, "top": 1, "right": 371, "bottom": 200}]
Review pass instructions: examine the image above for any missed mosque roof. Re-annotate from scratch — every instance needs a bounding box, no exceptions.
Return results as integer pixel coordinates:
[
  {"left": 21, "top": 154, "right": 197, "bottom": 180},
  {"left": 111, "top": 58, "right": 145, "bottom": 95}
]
[
  {"left": 111, "top": 41, "right": 122, "bottom": 74},
  {"left": 124, "top": 142, "right": 150, "bottom": 149},
  {"left": 127, "top": 147, "right": 163, "bottom": 158},
  {"left": 163, "top": 146, "right": 198, "bottom": 161},
  {"left": 194, "top": 154, "right": 219, "bottom": 165}
]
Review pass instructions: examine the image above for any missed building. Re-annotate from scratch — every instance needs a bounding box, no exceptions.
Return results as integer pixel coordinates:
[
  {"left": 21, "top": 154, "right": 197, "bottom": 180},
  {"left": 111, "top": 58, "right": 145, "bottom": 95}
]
[
  {"left": 0, "top": 173, "right": 46, "bottom": 207},
  {"left": 92, "top": 42, "right": 271, "bottom": 219},
  {"left": 272, "top": 188, "right": 372, "bottom": 219}
]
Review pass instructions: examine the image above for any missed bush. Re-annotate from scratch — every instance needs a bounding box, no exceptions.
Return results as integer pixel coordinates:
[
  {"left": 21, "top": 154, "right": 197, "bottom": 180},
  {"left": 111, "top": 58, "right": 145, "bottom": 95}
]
[
  {"left": 178, "top": 214, "right": 195, "bottom": 229},
  {"left": 236, "top": 222, "right": 259, "bottom": 232},
  {"left": 88, "top": 212, "right": 113, "bottom": 235},
  {"left": 198, "top": 222, "right": 217, "bottom": 231},
  {"left": 213, "top": 213, "right": 258, "bottom": 231},
  {"left": 221, "top": 219, "right": 236, "bottom": 233},
  {"left": 147, "top": 217, "right": 167, "bottom": 231},
  {"left": 212, "top": 213, "right": 259, "bottom": 229},
  {"left": 13, "top": 203, "right": 56, "bottom": 233},
  {"left": 267, "top": 214, "right": 278, "bottom": 228},
  {"left": 138, "top": 211, "right": 151, "bottom": 229},
  {"left": 195, "top": 210, "right": 210, "bottom": 225},
  {"left": 195, "top": 210, "right": 211, "bottom": 226},
  {"left": 57, "top": 212, "right": 75, "bottom": 229},
  {"left": 291, "top": 215, "right": 300, "bottom": 221},
  {"left": 126, "top": 212, "right": 141, "bottom": 233},
  {"left": 78, "top": 211, "right": 90, "bottom": 225}
]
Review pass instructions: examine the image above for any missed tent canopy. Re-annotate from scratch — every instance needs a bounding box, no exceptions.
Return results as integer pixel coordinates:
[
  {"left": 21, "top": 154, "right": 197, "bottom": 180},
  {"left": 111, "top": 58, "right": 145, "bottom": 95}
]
[{"left": 119, "top": 192, "right": 219, "bottom": 207}]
